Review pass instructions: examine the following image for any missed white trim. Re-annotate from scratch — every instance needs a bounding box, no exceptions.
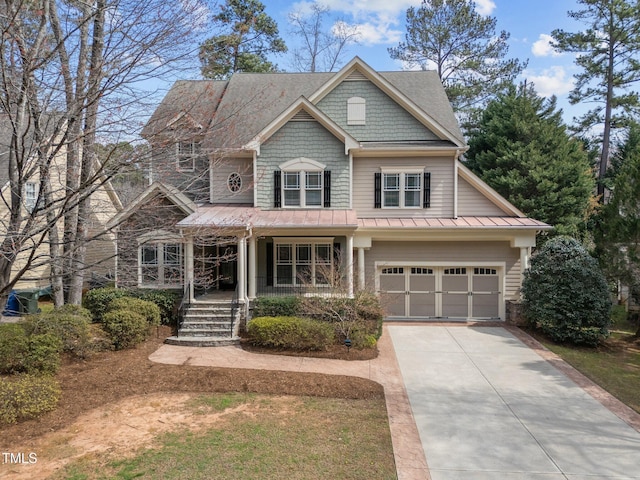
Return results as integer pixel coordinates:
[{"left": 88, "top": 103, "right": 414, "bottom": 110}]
[
  {"left": 137, "top": 229, "right": 183, "bottom": 244},
  {"left": 279, "top": 157, "right": 326, "bottom": 171}
]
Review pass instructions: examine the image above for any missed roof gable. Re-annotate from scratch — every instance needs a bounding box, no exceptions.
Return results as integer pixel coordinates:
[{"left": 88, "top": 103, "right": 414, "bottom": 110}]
[
  {"left": 244, "top": 97, "right": 358, "bottom": 155},
  {"left": 107, "top": 181, "right": 196, "bottom": 229},
  {"left": 457, "top": 163, "right": 524, "bottom": 217},
  {"left": 308, "top": 57, "right": 465, "bottom": 147}
]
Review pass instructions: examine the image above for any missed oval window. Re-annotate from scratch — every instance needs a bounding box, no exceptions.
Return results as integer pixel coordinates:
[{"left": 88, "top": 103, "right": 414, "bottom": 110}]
[{"left": 227, "top": 172, "right": 242, "bottom": 193}]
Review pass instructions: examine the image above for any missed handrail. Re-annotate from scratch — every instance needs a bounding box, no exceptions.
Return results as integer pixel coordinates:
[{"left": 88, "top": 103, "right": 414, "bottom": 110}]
[
  {"left": 177, "top": 282, "right": 191, "bottom": 337},
  {"left": 230, "top": 284, "right": 239, "bottom": 337}
]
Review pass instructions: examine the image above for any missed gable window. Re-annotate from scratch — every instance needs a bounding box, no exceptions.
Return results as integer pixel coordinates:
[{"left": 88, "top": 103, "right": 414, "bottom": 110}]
[
  {"left": 275, "top": 158, "right": 330, "bottom": 208},
  {"left": 274, "top": 238, "right": 334, "bottom": 286},
  {"left": 176, "top": 141, "right": 200, "bottom": 172},
  {"left": 347, "top": 96, "right": 366, "bottom": 125},
  {"left": 375, "top": 170, "right": 430, "bottom": 209}
]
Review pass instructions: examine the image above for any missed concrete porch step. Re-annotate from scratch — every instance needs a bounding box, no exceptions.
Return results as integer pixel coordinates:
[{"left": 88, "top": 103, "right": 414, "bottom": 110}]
[{"left": 181, "top": 321, "right": 231, "bottom": 329}]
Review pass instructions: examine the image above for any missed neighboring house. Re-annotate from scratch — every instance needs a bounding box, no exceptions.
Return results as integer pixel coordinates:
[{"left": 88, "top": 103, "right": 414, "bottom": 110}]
[
  {"left": 110, "top": 57, "right": 550, "bottom": 342},
  {"left": 0, "top": 114, "right": 122, "bottom": 291}
]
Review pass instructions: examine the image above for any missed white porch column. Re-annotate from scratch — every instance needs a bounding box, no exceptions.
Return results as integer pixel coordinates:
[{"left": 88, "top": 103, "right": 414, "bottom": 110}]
[
  {"left": 357, "top": 247, "right": 365, "bottom": 291},
  {"left": 248, "top": 235, "right": 256, "bottom": 299},
  {"left": 346, "top": 235, "right": 354, "bottom": 297},
  {"left": 185, "top": 235, "right": 195, "bottom": 302},
  {"left": 237, "top": 236, "right": 247, "bottom": 301}
]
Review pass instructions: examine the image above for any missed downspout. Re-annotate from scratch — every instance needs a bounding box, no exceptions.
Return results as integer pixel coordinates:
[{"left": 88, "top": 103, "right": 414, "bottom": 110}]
[{"left": 453, "top": 147, "right": 467, "bottom": 219}]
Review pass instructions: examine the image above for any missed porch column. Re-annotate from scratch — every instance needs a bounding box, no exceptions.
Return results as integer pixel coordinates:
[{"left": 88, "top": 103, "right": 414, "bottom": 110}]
[
  {"left": 346, "top": 234, "right": 354, "bottom": 297},
  {"left": 248, "top": 235, "right": 256, "bottom": 299},
  {"left": 185, "top": 235, "right": 195, "bottom": 302},
  {"left": 237, "top": 236, "right": 247, "bottom": 300},
  {"left": 357, "top": 247, "right": 365, "bottom": 291}
]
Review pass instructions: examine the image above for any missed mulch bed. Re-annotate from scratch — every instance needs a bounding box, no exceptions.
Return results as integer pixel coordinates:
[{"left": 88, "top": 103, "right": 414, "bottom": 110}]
[{"left": 0, "top": 327, "right": 383, "bottom": 449}]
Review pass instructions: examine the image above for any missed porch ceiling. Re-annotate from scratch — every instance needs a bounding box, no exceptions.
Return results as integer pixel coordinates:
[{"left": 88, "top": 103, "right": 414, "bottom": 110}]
[{"left": 177, "top": 205, "right": 359, "bottom": 229}]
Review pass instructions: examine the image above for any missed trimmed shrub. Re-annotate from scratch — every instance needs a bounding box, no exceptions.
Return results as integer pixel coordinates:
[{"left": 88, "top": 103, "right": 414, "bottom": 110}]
[
  {"left": 107, "top": 297, "right": 161, "bottom": 326},
  {"left": 82, "top": 287, "right": 128, "bottom": 322},
  {"left": 128, "top": 289, "right": 179, "bottom": 325},
  {"left": 24, "top": 334, "right": 63, "bottom": 375},
  {"left": 522, "top": 236, "right": 611, "bottom": 346},
  {"left": 102, "top": 310, "right": 149, "bottom": 350},
  {"left": 0, "top": 375, "right": 61, "bottom": 424},
  {"left": 252, "top": 296, "right": 300, "bottom": 317},
  {"left": 247, "top": 316, "right": 335, "bottom": 351},
  {"left": 0, "top": 324, "right": 29, "bottom": 374},
  {"left": 25, "top": 309, "right": 92, "bottom": 357}
]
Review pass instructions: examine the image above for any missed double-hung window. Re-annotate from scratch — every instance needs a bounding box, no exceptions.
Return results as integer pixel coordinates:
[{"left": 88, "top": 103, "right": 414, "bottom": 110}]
[
  {"left": 139, "top": 239, "right": 183, "bottom": 287},
  {"left": 177, "top": 141, "right": 200, "bottom": 172},
  {"left": 25, "top": 182, "right": 38, "bottom": 213},
  {"left": 382, "top": 171, "right": 423, "bottom": 208},
  {"left": 278, "top": 158, "right": 327, "bottom": 208},
  {"left": 275, "top": 239, "right": 333, "bottom": 286}
]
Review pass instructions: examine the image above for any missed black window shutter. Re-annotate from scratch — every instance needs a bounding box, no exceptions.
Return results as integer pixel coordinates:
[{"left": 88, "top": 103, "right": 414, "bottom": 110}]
[
  {"left": 374, "top": 172, "right": 381, "bottom": 208},
  {"left": 423, "top": 172, "right": 431, "bottom": 208},
  {"left": 274, "top": 170, "right": 281, "bottom": 208},
  {"left": 323, "top": 170, "right": 331, "bottom": 208},
  {"left": 266, "top": 242, "right": 273, "bottom": 286}
]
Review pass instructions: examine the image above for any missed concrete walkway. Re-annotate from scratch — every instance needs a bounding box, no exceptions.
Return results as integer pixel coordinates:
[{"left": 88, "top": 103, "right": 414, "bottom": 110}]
[{"left": 150, "top": 325, "right": 640, "bottom": 480}]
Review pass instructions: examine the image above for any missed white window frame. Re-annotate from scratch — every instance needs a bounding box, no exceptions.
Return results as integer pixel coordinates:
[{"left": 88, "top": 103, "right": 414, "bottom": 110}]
[
  {"left": 279, "top": 158, "right": 325, "bottom": 209},
  {"left": 274, "top": 238, "right": 334, "bottom": 286},
  {"left": 381, "top": 168, "right": 424, "bottom": 209},
  {"left": 176, "top": 140, "right": 200, "bottom": 172},
  {"left": 24, "top": 182, "right": 38, "bottom": 213},
  {"left": 137, "top": 230, "right": 184, "bottom": 288},
  {"left": 347, "top": 96, "right": 366, "bottom": 125}
]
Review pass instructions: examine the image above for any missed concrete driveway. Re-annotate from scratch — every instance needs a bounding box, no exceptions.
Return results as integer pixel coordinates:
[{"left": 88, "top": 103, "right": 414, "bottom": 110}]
[{"left": 388, "top": 325, "right": 640, "bottom": 480}]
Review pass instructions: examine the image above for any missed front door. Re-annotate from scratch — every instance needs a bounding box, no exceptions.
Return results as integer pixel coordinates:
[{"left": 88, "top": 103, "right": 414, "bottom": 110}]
[{"left": 195, "top": 242, "right": 237, "bottom": 292}]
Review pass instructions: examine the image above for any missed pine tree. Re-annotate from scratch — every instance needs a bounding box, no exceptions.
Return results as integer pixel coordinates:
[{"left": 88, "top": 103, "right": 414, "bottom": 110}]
[
  {"left": 465, "top": 84, "right": 595, "bottom": 237},
  {"left": 388, "top": 0, "right": 524, "bottom": 113},
  {"left": 552, "top": 0, "right": 640, "bottom": 198},
  {"left": 199, "top": 0, "right": 287, "bottom": 80}
]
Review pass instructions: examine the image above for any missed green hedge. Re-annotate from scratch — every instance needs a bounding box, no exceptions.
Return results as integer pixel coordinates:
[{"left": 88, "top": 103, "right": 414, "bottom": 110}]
[
  {"left": 107, "top": 297, "right": 161, "bottom": 326},
  {"left": 0, "top": 375, "right": 61, "bottom": 424},
  {"left": 0, "top": 324, "right": 63, "bottom": 375},
  {"left": 252, "top": 296, "right": 300, "bottom": 317},
  {"left": 25, "top": 308, "right": 92, "bottom": 357},
  {"left": 102, "top": 310, "right": 149, "bottom": 350},
  {"left": 247, "top": 316, "right": 335, "bottom": 351},
  {"left": 83, "top": 287, "right": 178, "bottom": 325}
]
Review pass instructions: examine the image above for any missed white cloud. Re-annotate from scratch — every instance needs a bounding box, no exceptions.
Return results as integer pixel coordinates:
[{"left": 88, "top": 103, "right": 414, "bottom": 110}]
[
  {"left": 532, "top": 34, "right": 562, "bottom": 58},
  {"left": 524, "top": 66, "right": 574, "bottom": 97},
  {"left": 353, "top": 21, "right": 403, "bottom": 46},
  {"left": 474, "top": 0, "right": 496, "bottom": 16}
]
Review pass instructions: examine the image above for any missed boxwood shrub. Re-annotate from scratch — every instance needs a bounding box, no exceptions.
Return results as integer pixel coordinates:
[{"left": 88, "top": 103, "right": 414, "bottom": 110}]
[
  {"left": 83, "top": 287, "right": 178, "bottom": 325},
  {"left": 107, "top": 297, "right": 161, "bottom": 326},
  {"left": 25, "top": 308, "right": 92, "bottom": 357},
  {"left": 0, "top": 324, "right": 29, "bottom": 374},
  {"left": 102, "top": 310, "right": 149, "bottom": 350},
  {"left": 247, "top": 316, "right": 335, "bottom": 351},
  {"left": 252, "top": 296, "right": 300, "bottom": 317},
  {"left": 0, "top": 375, "right": 61, "bottom": 424},
  {"left": 82, "top": 287, "right": 129, "bottom": 322}
]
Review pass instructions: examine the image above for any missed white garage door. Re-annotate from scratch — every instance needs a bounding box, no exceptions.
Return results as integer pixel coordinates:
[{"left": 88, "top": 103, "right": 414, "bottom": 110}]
[{"left": 379, "top": 266, "right": 501, "bottom": 319}]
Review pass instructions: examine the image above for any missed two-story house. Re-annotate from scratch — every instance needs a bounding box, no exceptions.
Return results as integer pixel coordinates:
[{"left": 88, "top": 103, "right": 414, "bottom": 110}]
[{"left": 109, "top": 57, "right": 549, "bottom": 345}]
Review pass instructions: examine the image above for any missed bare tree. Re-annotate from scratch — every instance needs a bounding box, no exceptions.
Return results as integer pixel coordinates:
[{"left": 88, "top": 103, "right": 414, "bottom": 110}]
[
  {"left": 288, "top": 2, "right": 360, "bottom": 73},
  {"left": 0, "top": 0, "right": 210, "bottom": 307}
]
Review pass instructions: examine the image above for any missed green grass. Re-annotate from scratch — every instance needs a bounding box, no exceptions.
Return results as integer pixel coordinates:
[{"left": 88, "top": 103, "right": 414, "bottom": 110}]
[
  {"left": 538, "top": 330, "right": 640, "bottom": 414},
  {"left": 54, "top": 395, "right": 396, "bottom": 480}
]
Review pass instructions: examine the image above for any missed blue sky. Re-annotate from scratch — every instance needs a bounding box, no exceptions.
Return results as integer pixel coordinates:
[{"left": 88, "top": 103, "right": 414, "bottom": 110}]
[{"left": 257, "top": 0, "right": 584, "bottom": 121}]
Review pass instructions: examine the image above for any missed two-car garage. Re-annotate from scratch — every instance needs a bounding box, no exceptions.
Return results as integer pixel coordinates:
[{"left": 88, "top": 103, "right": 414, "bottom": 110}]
[{"left": 378, "top": 265, "right": 502, "bottom": 320}]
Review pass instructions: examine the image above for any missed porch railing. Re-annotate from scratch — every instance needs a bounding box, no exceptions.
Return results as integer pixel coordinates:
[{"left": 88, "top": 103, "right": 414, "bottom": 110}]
[
  {"left": 177, "top": 281, "right": 191, "bottom": 337},
  {"left": 255, "top": 276, "right": 342, "bottom": 297},
  {"left": 230, "top": 285, "right": 239, "bottom": 337}
]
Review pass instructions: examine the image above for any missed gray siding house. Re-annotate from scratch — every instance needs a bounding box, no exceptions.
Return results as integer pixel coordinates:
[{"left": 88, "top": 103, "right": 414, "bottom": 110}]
[{"left": 109, "top": 57, "right": 549, "bottom": 344}]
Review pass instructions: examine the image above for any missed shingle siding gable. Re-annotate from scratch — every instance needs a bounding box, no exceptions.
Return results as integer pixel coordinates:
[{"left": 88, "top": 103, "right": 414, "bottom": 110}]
[
  {"left": 316, "top": 81, "right": 439, "bottom": 142},
  {"left": 256, "top": 120, "right": 349, "bottom": 209}
]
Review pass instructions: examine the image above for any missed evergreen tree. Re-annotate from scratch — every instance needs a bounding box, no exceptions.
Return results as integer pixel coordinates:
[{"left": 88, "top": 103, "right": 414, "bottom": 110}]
[
  {"left": 594, "top": 121, "right": 640, "bottom": 315},
  {"left": 552, "top": 0, "right": 640, "bottom": 198},
  {"left": 388, "top": 0, "right": 524, "bottom": 113},
  {"left": 466, "top": 84, "right": 595, "bottom": 237},
  {"left": 199, "top": 0, "right": 287, "bottom": 79}
]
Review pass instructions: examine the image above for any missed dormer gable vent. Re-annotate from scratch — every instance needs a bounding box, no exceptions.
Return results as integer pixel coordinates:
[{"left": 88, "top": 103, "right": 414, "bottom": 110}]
[{"left": 291, "top": 110, "right": 316, "bottom": 122}]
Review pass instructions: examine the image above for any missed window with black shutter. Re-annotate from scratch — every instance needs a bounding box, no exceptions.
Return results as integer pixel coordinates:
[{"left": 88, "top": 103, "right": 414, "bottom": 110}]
[
  {"left": 323, "top": 171, "right": 331, "bottom": 207},
  {"left": 423, "top": 172, "right": 431, "bottom": 208},
  {"left": 273, "top": 170, "right": 281, "bottom": 208},
  {"left": 374, "top": 172, "right": 382, "bottom": 208},
  {"left": 266, "top": 242, "right": 273, "bottom": 286}
]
